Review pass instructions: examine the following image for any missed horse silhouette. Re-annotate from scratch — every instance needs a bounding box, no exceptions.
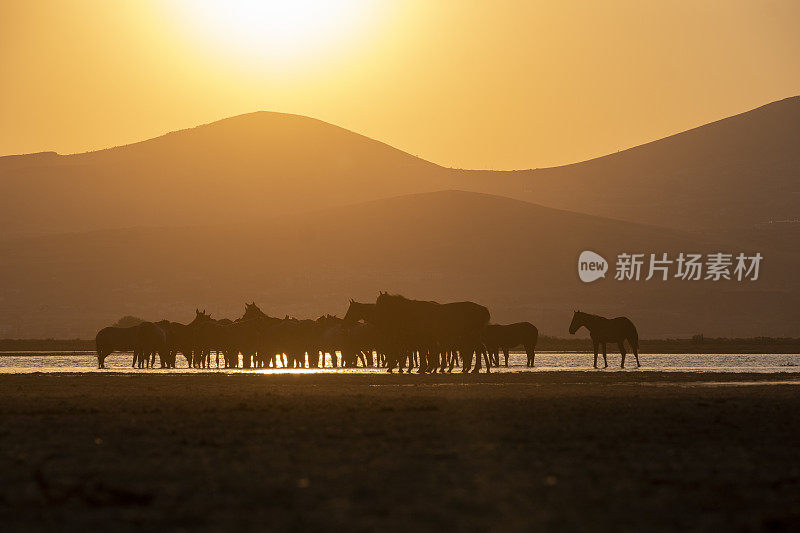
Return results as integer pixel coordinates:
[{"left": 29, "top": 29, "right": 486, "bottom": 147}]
[
  {"left": 96, "top": 325, "right": 139, "bottom": 369},
  {"left": 316, "top": 314, "right": 345, "bottom": 367},
  {"left": 132, "top": 321, "right": 168, "bottom": 368},
  {"left": 96, "top": 321, "right": 167, "bottom": 369},
  {"left": 191, "top": 310, "right": 237, "bottom": 368},
  {"left": 374, "top": 292, "right": 491, "bottom": 373},
  {"left": 156, "top": 316, "right": 204, "bottom": 368},
  {"left": 482, "top": 322, "right": 539, "bottom": 367},
  {"left": 568, "top": 311, "right": 640, "bottom": 368},
  {"left": 343, "top": 301, "right": 390, "bottom": 367}
]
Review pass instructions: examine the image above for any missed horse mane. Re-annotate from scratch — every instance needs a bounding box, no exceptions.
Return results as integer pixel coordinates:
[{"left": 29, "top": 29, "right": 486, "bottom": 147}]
[{"left": 376, "top": 292, "right": 407, "bottom": 304}]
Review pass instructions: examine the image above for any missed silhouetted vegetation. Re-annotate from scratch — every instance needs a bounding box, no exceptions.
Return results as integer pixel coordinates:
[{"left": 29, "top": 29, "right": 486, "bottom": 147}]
[{"left": 111, "top": 315, "right": 145, "bottom": 328}]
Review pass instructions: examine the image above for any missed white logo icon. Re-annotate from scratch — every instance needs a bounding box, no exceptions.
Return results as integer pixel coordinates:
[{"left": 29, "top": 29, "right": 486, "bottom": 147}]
[{"left": 578, "top": 251, "right": 608, "bottom": 283}]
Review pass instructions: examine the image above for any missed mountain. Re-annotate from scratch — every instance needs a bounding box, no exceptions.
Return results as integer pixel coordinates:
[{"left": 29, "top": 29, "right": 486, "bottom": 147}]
[
  {"left": 0, "top": 191, "right": 795, "bottom": 338},
  {"left": 481, "top": 96, "right": 800, "bottom": 237},
  {"left": 0, "top": 112, "right": 446, "bottom": 237},
  {"left": 2, "top": 97, "right": 798, "bottom": 240}
]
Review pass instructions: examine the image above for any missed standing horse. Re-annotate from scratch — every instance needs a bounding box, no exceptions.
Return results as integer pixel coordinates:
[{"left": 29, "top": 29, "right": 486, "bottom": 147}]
[
  {"left": 133, "top": 321, "right": 168, "bottom": 368},
  {"left": 374, "top": 292, "right": 491, "bottom": 374},
  {"left": 96, "top": 325, "right": 139, "bottom": 369},
  {"left": 568, "top": 311, "right": 640, "bottom": 368},
  {"left": 482, "top": 322, "right": 539, "bottom": 367},
  {"left": 343, "top": 300, "right": 398, "bottom": 371}
]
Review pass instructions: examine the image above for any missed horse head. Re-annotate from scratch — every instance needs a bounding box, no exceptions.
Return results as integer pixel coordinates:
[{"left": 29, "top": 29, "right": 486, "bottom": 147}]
[
  {"left": 568, "top": 310, "right": 583, "bottom": 335},
  {"left": 241, "top": 301, "right": 266, "bottom": 321},
  {"left": 190, "top": 309, "right": 213, "bottom": 325},
  {"left": 343, "top": 300, "right": 372, "bottom": 326}
]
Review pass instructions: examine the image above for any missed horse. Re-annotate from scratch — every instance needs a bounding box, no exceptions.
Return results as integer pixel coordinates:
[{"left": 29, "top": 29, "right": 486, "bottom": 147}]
[
  {"left": 343, "top": 300, "right": 401, "bottom": 370},
  {"left": 133, "top": 321, "right": 168, "bottom": 368},
  {"left": 265, "top": 317, "right": 319, "bottom": 368},
  {"left": 568, "top": 311, "right": 640, "bottom": 368},
  {"left": 482, "top": 322, "right": 539, "bottom": 367},
  {"left": 240, "top": 302, "right": 270, "bottom": 322},
  {"left": 374, "top": 292, "right": 491, "bottom": 373},
  {"left": 95, "top": 321, "right": 168, "bottom": 369},
  {"left": 344, "top": 321, "right": 380, "bottom": 367},
  {"left": 192, "top": 312, "right": 236, "bottom": 368},
  {"left": 317, "top": 314, "right": 345, "bottom": 367},
  {"left": 96, "top": 325, "right": 139, "bottom": 369},
  {"left": 156, "top": 318, "right": 200, "bottom": 368}
]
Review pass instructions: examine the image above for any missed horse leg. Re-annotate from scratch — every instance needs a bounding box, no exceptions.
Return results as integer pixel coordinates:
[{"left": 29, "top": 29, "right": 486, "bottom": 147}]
[
  {"left": 633, "top": 343, "right": 640, "bottom": 367},
  {"left": 593, "top": 340, "right": 599, "bottom": 369},
  {"left": 526, "top": 345, "right": 535, "bottom": 367},
  {"left": 471, "top": 346, "right": 483, "bottom": 373},
  {"left": 97, "top": 349, "right": 109, "bottom": 369},
  {"left": 619, "top": 341, "right": 627, "bottom": 368},
  {"left": 602, "top": 343, "right": 608, "bottom": 368}
]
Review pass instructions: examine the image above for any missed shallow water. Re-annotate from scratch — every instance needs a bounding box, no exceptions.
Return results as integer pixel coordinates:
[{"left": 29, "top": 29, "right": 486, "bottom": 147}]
[{"left": 1, "top": 350, "right": 800, "bottom": 374}]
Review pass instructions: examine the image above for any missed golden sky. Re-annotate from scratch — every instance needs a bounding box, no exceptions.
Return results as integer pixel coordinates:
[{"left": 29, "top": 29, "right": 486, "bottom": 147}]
[{"left": 1, "top": 0, "right": 799, "bottom": 169}]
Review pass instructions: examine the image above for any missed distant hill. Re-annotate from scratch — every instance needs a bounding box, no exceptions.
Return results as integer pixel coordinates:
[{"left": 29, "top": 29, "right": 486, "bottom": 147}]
[
  {"left": 480, "top": 96, "right": 800, "bottom": 238},
  {"left": 1, "top": 97, "right": 798, "bottom": 240},
  {"left": 0, "top": 191, "right": 795, "bottom": 338},
  {"left": 0, "top": 112, "right": 446, "bottom": 237}
]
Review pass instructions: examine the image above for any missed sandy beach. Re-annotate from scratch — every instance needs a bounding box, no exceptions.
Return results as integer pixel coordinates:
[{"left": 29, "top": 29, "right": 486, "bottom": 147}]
[{"left": 1, "top": 371, "right": 799, "bottom": 531}]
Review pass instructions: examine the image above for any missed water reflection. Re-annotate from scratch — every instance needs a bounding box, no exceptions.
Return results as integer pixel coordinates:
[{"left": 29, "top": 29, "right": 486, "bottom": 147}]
[{"left": 1, "top": 351, "right": 800, "bottom": 374}]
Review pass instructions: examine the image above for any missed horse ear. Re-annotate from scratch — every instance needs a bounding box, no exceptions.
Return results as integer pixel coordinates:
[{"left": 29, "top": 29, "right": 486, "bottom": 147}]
[{"left": 349, "top": 298, "right": 354, "bottom": 303}]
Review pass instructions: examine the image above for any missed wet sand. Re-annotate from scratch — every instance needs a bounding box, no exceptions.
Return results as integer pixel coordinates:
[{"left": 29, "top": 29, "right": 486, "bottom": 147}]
[{"left": 2, "top": 371, "right": 800, "bottom": 531}]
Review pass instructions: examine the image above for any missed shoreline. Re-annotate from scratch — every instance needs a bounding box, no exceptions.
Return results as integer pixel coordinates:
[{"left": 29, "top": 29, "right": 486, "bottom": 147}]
[
  {"left": 3, "top": 369, "right": 800, "bottom": 382},
  {"left": 3, "top": 343, "right": 800, "bottom": 355}
]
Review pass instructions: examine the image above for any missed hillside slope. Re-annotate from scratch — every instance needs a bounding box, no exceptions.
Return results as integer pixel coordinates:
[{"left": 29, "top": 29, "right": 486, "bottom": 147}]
[
  {"left": 0, "top": 112, "right": 446, "bottom": 237},
  {"left": 0, "top": 191, "right": 794, "bottom": 338},
  {"left": 476, "top": 96, "right": 800, "bottom": 235}
]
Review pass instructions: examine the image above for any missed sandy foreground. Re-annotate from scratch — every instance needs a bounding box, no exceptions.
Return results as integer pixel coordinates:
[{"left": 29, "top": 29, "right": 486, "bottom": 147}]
[{"left": 1, "top": 371, "right": 799, "bottom": 531}]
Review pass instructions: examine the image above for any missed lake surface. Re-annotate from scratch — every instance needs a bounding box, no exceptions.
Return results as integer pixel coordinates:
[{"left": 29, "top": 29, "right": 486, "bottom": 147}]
[{"left": 2, "top": 351, "right": 800, "bottom": 373}]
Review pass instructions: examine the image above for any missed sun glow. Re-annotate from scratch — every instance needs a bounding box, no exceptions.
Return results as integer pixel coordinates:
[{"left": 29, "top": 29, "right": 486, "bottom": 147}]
[{"left": 172, "top": 0, "right": 382, "bottom": 68}]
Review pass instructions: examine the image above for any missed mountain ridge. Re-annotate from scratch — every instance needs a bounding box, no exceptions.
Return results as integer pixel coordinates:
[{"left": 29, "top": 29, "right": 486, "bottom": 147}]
[{"left": 0, "top": 96, "right": 797, "bottom": 244}]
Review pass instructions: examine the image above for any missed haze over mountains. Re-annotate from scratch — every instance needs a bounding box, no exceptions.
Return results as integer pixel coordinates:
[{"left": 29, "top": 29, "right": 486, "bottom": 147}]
[
  {"left": 0, "top": 191, "right": 795, "bottom": 338},
  {"left": 0, "top": 97, "right": 797, "bottom": 337}
]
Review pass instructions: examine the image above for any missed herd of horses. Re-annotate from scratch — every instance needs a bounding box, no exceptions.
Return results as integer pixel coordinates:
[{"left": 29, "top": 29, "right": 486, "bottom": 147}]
[{"left": 95, "top": 293, "right": 641, "bottom": 372}]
